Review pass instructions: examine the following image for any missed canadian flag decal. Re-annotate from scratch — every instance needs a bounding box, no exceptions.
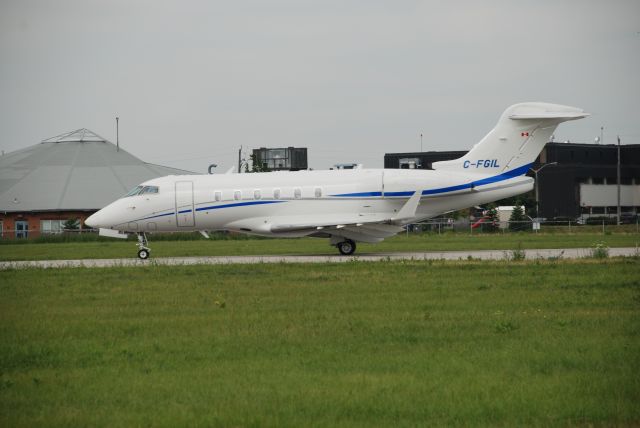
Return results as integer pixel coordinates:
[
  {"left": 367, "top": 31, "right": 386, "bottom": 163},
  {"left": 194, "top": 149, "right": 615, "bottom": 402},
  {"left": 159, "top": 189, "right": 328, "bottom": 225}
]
[{"left": 521, "top": 132, "right": 530, "bottom": 137}]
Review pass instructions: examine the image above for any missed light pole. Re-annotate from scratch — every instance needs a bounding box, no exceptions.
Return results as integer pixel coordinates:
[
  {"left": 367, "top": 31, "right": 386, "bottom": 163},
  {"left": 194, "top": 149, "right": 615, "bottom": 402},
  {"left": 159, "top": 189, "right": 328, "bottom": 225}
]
[
  {"left": 530, "top": 162, "right": 557, "bottom": 220},
  {"left": 617, "top": 135, "right": 621, "bottom": 225},
  {"left": 420, "top": 133, "right": 423, "bottom": 152}
]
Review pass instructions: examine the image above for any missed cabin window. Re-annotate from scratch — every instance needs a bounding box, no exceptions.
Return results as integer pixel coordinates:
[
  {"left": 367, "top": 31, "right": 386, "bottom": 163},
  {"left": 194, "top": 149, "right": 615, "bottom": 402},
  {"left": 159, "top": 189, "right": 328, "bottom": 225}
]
[
  {"left": 214, "top": 191, "right": 222, "bottom": 202},
  {"left": 294, "top": 188, "right": 302, "bottom": 199},
  {"left": 254, "top": 189, "right": 261, "bottom": 200},
  {"left": 234, "top": 190, "right": 241, "bottom": 200},
  {"left": 314, "top": 187, "right": 322, "bottom": 198},
  {"left": 273, "top": 188, "right": 281, "bottom": 199}
]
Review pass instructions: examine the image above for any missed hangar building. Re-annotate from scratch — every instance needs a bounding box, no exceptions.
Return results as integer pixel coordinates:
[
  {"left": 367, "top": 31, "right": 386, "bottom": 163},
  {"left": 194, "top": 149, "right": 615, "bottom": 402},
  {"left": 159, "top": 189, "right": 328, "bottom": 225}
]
[
  {"left": 0, "top": 129, "right": 193, "bottom": 238},
  {"left": 385, "top": 142, "right": 640, "bottom": 219},
  {"left": 252, "top": 147, "right": 308, "bottom": 171}
]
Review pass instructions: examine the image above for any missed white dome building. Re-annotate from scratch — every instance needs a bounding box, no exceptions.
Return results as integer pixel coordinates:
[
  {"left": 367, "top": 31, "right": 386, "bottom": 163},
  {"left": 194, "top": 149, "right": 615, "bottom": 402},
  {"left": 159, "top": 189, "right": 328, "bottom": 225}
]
[{"left": 0, "top": 129, "right": 193, "bottom": 238}]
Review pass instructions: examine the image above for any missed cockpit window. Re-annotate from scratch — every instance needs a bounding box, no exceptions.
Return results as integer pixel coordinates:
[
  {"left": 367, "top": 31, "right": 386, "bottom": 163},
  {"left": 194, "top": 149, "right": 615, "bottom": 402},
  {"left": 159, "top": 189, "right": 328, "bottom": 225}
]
[
  {"left": 125, "top": 185, "right": 159, "bottom": 197},
  {"left": 125, "top": 186, "right": 144, "bottom": 197},
  {"left": 140, "top": 186, "right": 159, "bottom": 195}
]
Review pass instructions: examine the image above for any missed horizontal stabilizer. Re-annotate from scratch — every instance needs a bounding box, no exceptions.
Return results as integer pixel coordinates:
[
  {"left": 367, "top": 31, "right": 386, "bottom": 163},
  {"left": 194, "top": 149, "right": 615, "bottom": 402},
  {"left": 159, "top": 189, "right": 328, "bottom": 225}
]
[{"left": 509, "top": 112, "right": 589, "bottom": 120}]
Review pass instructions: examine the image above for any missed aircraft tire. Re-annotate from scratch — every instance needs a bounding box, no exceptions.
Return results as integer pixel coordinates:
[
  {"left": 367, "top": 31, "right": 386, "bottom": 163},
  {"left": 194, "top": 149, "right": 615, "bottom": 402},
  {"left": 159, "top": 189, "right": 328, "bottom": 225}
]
[
  {"left": 138, "top": 249, "right": 150, "bottom": 260},
  {"left": 337, "top": 240, "right": 356, "bottom": 256}
]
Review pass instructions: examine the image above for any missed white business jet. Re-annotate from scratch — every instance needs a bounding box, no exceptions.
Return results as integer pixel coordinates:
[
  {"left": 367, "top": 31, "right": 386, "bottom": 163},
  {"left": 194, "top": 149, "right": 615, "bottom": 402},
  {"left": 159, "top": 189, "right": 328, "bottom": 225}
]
[{"left": 85, "top": 102, "right": 588, "bottom": 259}]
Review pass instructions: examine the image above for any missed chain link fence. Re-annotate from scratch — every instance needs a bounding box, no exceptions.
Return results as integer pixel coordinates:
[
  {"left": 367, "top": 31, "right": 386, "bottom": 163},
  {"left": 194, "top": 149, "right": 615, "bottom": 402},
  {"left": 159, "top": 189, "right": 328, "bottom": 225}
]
[
  {"left": 1, "top": 218, "right": 639, "bottom": 241},
  {"left": 406, "top": 218, "right": 640, "bottom": 235}
]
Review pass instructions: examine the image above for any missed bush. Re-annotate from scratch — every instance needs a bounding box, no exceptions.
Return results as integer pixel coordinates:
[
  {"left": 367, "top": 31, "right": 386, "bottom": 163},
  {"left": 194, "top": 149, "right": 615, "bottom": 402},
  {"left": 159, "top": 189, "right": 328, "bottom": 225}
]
[
  {"left": 589, "top": 242, "right": 609, "bottom": 259},
  {"left": 506, "top": 243, "right": 526, "bottom": 261}
]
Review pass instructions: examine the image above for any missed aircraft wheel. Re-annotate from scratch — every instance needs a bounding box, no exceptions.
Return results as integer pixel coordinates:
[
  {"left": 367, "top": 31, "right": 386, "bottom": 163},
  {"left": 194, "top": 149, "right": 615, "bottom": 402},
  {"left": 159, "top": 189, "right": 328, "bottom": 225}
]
[
  {"left": 138, "top": 249, "right": 150, "bottom": 260},
  {"left": 337, "top": 240, "right": 356, "bottom": 256}
]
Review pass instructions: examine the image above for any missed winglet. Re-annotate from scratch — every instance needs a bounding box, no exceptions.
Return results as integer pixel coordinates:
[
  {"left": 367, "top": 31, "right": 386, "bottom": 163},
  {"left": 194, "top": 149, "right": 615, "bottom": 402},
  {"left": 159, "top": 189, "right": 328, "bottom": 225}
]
[{"left": 391, "top": 190, "right": 421, "bottom": 223}]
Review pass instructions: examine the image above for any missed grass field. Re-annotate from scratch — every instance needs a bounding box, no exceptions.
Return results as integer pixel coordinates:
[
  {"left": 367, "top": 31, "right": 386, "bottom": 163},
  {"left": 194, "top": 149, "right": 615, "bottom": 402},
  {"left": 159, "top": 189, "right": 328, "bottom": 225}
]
[
  {"left": 1, "top": 231, "right": 639, "bottom": 261},
  {"left": 1, "top": 259, "right": 639, "bottom": 426}
]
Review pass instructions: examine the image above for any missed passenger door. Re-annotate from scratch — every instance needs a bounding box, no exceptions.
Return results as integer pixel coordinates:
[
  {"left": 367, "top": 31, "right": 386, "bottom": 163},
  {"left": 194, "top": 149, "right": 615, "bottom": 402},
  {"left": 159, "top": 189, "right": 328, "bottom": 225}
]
[{"left": 175, "top": 181, "right": 195, "bottom": 227}]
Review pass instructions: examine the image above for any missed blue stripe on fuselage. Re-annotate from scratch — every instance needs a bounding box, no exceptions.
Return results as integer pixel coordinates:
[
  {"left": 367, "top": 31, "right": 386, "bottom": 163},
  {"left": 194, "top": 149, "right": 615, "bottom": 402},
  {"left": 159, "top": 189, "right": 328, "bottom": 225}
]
[
  {"left": 138, "top": 211, "right": 175, "bottom": 220},
  {"left": 330, "top": 191, "right": 382, "bottom": 197},
  {"left": 195, "top": 200, "right": 285, "bottom": 212},
  {"left": 384, "top": 191, "right": 415, "bottom": 197},
  {"left": 136, "top": 200, "right": 286, "bottom": 221},
  {"left": 330, "top": 163, "right": 532, "bottom": 198}
]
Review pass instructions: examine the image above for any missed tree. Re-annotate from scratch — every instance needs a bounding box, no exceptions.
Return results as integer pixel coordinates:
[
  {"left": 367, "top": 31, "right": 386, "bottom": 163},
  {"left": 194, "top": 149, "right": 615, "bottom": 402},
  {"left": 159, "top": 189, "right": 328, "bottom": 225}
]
[
  {"left": 248, "top": 153, "right": 268, "bottom": 173},
  {"left": 495, "top": 190, "right": 536, "bottom": 218},
  {"left": 508, "top": 203, "right": 526, "bottom": 231},
  {"left": 63, "top": 218, "right": 80, "bottom": 231}
]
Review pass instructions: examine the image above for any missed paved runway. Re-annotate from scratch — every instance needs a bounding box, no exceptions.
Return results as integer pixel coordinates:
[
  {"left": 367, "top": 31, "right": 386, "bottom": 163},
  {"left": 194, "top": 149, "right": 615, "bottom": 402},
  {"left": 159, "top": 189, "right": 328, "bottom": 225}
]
[{"left": 1, "top": 247, "right": 637, "bottom": 269}]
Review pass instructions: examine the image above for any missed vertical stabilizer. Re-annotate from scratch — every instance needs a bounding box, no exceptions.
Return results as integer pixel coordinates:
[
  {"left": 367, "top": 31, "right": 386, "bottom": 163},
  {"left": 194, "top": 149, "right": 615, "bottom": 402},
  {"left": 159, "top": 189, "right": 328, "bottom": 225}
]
[{"left": 432, "top": 103, "right": 588, "bottom": 174}]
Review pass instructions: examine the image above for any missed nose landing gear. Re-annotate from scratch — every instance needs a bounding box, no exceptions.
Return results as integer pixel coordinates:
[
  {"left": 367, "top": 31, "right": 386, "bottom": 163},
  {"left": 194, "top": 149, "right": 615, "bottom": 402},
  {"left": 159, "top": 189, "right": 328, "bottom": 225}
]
[{"left": 137, "top": 232, "right": 151, "bottom": 259}]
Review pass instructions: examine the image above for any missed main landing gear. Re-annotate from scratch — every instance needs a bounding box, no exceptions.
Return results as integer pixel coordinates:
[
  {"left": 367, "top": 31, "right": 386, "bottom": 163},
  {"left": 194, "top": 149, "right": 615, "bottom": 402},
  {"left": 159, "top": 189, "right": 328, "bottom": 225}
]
[
  {"left": 336, "top": 239, "right": 356, "bottom": 256},
  {"left": 137, "top": 232, "right": 151, "bottom": 260}
]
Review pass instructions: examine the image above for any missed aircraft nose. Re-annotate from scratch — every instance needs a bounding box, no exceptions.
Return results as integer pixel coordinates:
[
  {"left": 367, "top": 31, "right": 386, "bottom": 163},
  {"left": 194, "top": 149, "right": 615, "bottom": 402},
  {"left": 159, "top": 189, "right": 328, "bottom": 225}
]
[{"left": 85, "top": 211, "right": 102, "bottom": 229}]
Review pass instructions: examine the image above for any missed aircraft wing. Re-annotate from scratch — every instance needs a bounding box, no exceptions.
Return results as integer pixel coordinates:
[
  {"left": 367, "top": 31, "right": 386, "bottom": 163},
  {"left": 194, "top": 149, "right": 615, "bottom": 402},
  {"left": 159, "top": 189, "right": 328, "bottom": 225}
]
[
  {"left": 269, "top": 190, "right": 421, "bottom": 242},
  {"left": 270, "top": 213, "right": 392, "bottom": 232},
  {"left": 269, "top": 214, "right": 405, "bottom": 243}
]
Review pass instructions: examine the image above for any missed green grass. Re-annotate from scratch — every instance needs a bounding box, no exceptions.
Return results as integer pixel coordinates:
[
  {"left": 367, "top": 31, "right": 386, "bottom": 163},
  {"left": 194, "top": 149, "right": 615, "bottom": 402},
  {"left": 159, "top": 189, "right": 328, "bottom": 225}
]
[
  {"left": 1, "top": 259, "right": 639, "bottom": 426},
  {"left": 1, "top": 231, "right": 639, "bottom": 261}
]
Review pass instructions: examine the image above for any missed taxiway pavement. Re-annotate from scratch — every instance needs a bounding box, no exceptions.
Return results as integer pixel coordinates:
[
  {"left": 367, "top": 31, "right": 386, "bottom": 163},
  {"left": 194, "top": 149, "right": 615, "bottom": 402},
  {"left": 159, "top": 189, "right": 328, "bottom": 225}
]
[{"left": 0, "top": 247, "right": 637, "bottom": 269}]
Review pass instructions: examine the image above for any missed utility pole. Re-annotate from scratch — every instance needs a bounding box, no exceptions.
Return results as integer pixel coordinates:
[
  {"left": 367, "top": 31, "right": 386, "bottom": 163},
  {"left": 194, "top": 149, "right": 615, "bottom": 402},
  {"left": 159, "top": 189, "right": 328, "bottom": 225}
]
[
  {"left": 600, "top": 126, "right": 604, "bottom": 145},
  {"left": 116, "top": 117, "right": 119, "bottom": 152},
  {"left": 617, "top": 135, "right": 621, "bottom": 225}
]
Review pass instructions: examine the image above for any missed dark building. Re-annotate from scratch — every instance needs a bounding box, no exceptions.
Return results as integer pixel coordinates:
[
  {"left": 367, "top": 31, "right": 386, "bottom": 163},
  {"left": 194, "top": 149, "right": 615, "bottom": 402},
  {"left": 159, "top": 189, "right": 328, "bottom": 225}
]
[
  {"left": 385, "top": 143, "right": 640, "bottom": 219},
  {"left": 535, "top": 143, "right": 640, "bottom": 219},
  {"left": 252, "top": 147, "right": 308, "bottom": 171},
  {"left": 384, "top": 151, "right": 466, "bottom": 170}
]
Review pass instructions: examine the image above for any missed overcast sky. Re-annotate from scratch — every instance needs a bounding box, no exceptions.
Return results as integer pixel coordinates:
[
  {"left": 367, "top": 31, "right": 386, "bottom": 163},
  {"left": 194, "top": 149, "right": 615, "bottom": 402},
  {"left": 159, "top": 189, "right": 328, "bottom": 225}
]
[{"left": 1, "top": 0, "right": 639, "bottom": 173}]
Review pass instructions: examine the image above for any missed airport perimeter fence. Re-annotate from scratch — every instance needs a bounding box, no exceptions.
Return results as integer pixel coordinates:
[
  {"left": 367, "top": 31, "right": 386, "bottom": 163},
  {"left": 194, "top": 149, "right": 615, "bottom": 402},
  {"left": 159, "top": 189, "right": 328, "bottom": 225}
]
[
  {"left": 1, "top": 219, "right": 639, "bottom": 241},
  {"left": 0, "top": 228, "right": 265, "bottom": 242},
  {"left": 408, "top": 218, "right": 640, "bottom": 235}
]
